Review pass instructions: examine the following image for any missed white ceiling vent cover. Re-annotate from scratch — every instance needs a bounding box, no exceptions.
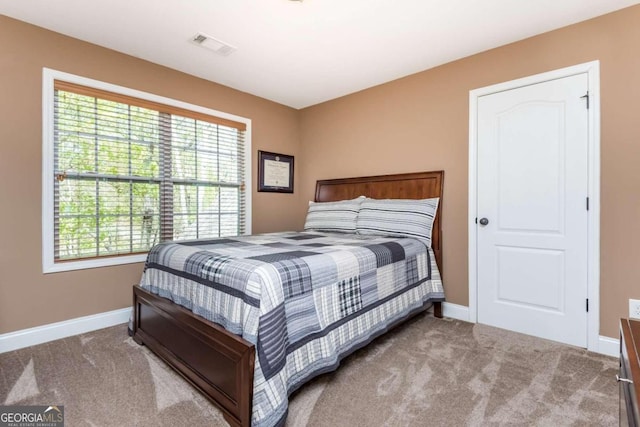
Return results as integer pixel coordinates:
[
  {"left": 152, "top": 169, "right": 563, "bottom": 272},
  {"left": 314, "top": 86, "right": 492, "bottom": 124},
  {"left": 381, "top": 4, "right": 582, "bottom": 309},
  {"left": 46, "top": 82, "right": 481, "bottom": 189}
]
[{"left": 191, "top": 33, "right": 237, "bottom": 56}]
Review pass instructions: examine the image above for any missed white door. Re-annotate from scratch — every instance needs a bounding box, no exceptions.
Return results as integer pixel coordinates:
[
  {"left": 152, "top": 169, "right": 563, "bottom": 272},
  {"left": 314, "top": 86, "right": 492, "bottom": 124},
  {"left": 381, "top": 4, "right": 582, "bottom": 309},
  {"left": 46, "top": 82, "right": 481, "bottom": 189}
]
[{"left": 476, "top": 73, "right": 589, "bottom": 347}]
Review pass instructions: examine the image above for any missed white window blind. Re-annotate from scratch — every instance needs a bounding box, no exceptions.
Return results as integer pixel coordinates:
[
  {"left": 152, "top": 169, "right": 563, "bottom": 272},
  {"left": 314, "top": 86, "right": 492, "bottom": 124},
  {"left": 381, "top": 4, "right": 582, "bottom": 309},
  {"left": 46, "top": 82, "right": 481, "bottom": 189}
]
[{"left": 51, "top": 80, "right": 247, "bottom": 263}]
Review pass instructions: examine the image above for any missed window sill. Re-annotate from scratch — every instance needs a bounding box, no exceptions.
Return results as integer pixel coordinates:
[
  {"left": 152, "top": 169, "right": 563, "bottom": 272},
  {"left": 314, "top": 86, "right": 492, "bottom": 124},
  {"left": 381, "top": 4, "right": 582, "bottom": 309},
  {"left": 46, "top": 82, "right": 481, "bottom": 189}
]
[{"left": 43, "top": 253, "right": 148, "bottom": 274}]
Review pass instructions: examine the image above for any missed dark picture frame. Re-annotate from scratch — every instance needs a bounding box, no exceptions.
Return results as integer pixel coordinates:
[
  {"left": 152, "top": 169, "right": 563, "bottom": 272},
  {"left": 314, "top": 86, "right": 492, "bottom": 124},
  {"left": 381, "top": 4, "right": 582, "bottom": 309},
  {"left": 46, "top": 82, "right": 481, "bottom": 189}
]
[{"left": 257, "top": 150, "right": 294, "bottom": 193}]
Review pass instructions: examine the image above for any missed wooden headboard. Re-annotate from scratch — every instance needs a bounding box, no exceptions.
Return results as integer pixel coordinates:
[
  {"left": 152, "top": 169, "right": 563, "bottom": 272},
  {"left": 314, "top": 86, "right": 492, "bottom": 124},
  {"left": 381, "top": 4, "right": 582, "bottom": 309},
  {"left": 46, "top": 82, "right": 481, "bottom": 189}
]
[{"left": 315, "top": 170, "right": 444, "bottom": 270}]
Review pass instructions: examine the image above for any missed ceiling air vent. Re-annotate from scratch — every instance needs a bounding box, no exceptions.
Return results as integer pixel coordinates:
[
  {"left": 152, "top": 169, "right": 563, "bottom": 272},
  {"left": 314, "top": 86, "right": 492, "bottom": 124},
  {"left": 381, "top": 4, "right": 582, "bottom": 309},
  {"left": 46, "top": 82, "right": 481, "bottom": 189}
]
[{"left": 191, "top": 33, "right": 236, "bottom": 56}]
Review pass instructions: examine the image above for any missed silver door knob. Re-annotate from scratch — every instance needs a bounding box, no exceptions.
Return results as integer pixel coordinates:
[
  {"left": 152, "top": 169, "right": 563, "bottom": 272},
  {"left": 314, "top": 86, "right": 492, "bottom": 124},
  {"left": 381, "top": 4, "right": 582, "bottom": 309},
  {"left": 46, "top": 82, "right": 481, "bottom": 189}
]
[{"left": 479, "top": 218, "right": 489, "bottom": 226}]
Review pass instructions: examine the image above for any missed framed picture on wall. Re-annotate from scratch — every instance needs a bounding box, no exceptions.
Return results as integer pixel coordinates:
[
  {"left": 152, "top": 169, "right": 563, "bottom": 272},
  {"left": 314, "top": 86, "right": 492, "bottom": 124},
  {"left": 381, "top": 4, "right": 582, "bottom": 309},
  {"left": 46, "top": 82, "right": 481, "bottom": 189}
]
[{"left": 258, "top": 150, "right": 294, "bottom": 193}]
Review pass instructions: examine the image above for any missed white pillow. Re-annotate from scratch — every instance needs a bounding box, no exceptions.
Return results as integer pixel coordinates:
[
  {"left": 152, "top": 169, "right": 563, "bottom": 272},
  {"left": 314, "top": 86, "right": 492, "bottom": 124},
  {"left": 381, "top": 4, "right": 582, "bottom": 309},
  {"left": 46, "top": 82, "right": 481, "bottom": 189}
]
[
  {"left": 303, "top": 197, "right": 365, "bottom": 233},
  {"left": 356, "top": 198, "right": 439, "bottom": 245}
]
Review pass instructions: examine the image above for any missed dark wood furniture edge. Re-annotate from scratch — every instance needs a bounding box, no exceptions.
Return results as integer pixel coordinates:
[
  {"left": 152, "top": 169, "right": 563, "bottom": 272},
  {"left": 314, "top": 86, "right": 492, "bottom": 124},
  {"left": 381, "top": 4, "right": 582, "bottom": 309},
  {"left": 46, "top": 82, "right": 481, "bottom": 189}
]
[
  {"left": 133, "top": 285, "right": 255, "bottom": 427},
  {"left": 315, "top": 170, "right": 444, "bottom": 319},
  {"left": 620, "top": 318, "right": 640, "bottom": 425},
  {"left": 433, "top": 302, "right": 442, "bottom": 318}
]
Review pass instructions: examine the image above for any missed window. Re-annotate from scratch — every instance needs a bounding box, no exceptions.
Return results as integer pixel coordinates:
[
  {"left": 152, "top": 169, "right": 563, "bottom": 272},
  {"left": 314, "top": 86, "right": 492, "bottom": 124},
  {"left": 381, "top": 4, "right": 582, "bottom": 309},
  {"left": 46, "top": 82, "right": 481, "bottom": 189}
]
[{"left": 42, "top": 69, "right": 251, "bottom": 273}]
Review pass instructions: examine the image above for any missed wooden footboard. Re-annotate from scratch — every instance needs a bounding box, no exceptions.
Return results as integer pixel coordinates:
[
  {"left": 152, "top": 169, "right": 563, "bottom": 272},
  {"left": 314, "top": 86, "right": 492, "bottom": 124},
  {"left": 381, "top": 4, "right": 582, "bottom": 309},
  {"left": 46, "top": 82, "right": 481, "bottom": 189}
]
[{"left": 132, "top": 285, "right": 255, "bottom": 427}]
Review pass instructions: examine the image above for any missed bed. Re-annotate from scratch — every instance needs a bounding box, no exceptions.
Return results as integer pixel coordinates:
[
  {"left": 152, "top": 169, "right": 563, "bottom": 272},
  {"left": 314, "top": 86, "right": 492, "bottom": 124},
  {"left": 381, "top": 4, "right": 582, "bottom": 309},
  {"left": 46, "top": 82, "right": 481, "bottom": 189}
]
[{"left": 131, "top": 170, "right": 445, "bottom": 427}]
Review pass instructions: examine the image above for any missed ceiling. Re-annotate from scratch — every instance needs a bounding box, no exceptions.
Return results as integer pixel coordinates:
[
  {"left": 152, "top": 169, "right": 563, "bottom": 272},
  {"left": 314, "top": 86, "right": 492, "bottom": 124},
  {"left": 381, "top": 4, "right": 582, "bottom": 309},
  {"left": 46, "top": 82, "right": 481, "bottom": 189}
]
[{"left": 1, "top": 0, "right": 639, "bottom": 109}]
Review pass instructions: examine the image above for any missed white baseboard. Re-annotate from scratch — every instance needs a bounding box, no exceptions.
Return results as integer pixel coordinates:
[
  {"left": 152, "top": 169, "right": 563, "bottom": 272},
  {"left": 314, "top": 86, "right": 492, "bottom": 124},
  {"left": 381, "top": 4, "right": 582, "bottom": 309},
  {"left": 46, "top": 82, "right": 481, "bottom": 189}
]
[
  {"left": 439, "top": 303, "right": 619, "bottom": 358},
  {"left": 0, "top": 303, "right": 618, "bottom": 359},
  {"left": 0, "top": 307, "right": 131, "bottom": 354},
  {"left": 442, "top": 302, "right": 470, "bottom": 322},
  {"left": 597, "top": 335, "right": 619, "bottom": 358}
]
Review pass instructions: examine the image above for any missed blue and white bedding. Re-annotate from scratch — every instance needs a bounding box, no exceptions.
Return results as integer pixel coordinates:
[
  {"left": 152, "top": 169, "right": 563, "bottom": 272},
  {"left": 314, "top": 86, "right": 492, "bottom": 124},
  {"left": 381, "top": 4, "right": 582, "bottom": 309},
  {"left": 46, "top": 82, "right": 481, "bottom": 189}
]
[{"left": 139, "top": 230, "right": 444, "bottom": 426}]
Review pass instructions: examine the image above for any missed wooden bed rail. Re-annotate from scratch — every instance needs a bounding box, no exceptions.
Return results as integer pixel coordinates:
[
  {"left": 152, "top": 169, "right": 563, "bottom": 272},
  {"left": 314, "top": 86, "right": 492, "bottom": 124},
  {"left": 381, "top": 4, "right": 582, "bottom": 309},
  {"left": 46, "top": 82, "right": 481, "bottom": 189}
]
[
  {"left": 132, "top": 285, "right": 255, "bottom": 427},
  {"left": 133, "top": 286, "right": 440, "bottom": 426}
]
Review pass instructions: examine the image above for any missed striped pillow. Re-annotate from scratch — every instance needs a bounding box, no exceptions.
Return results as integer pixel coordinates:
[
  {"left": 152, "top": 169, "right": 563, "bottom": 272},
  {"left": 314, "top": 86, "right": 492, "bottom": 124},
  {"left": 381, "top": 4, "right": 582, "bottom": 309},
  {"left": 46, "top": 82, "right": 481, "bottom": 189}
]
[
  {"left": 356, "top": 198, "right": 439, "bottom": 245},
  {"left": 303, "top": 197, "right": 364, "bottom": 233}
]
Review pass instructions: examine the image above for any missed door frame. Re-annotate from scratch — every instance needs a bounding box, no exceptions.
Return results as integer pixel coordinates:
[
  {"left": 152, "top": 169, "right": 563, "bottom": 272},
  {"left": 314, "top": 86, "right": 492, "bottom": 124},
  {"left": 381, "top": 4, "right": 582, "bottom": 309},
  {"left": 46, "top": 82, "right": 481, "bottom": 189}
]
[{"left": 468, "top": 61, "right": 601, "bottom": 352}]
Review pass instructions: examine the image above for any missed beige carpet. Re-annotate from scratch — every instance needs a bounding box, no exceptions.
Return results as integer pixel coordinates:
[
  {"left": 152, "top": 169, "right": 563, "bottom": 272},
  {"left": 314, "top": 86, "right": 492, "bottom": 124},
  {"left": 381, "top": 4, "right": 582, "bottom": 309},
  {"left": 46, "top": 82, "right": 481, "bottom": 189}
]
[{"left": 0, "top": 314, "right": 618, "bottom": 426}]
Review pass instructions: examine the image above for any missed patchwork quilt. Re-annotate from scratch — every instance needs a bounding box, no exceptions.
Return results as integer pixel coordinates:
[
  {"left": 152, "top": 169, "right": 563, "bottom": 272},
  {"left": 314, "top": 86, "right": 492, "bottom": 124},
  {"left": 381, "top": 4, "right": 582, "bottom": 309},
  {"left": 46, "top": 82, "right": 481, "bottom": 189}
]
[{"left": 139, "top": 231, "right": 444, "bottom": 426}]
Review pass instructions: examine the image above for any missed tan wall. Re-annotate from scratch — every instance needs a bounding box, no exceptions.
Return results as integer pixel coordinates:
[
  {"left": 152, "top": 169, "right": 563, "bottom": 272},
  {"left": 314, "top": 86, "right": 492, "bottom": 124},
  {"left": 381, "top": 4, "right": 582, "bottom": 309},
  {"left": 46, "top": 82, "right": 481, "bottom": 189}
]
[
  {"left": 299, "top": 5, "right": 640, "bottom": 339},
  {"left": 3, "top": 6, "right": 639, "bottom": 340},
  {"left": 0, "top": 16, "right": 302, "bottom": 334}
]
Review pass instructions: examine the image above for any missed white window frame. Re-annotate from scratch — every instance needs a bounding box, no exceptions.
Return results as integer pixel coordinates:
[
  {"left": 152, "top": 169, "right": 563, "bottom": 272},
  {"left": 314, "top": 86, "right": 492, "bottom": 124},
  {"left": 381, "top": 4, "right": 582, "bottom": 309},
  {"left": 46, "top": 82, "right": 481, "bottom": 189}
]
[{"left": 42, "top": 68, "right": 252, "bottom": 273}]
